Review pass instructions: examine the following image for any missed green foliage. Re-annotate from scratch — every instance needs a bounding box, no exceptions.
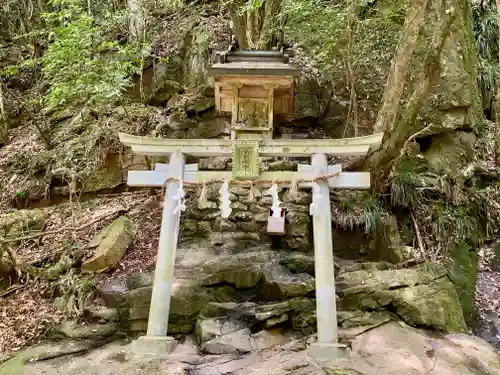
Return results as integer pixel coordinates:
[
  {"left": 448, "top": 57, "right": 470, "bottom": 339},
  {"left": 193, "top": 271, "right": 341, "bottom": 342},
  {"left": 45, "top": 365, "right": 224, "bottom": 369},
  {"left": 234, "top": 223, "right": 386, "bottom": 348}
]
[
  {"left": 364, "top": 194, "right": 387, "bottom": 234},
  {"left": 470, "top": 185, "right": 500, "bottom": 238},
  {"left": 282, "top": 0, "right": 403, "bottom": 100},
  {"left": 431, "top": 203, "right": 477, "bottom": 246},
  {"left": 40, "top": 3, "right": 147, "bottom": 111},
  {"left": 240, "top": 0, "right": 265, "bottom": 12},
  {"left": 390, "top": 156, "right": 428, "bottom": 208},
  {"left": 472, "top": 1, "right": 499, "bottom": 110},
  {"left": 335, "top": 195, "right": 363, "bottom": 229}
]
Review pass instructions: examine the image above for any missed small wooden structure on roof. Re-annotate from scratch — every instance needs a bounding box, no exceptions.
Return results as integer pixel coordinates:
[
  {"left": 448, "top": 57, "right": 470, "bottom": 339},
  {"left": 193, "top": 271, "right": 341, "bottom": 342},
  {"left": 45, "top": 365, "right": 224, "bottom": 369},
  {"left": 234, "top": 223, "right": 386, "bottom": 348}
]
[{"left": 210, "top": 50, "right": 300, "bottom": 141}]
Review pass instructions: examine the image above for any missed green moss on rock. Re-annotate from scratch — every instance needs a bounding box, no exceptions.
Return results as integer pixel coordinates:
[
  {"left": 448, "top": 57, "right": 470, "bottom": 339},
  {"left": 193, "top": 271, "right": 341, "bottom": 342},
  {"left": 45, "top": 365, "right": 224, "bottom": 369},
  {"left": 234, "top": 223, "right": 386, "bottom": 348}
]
[
  {"left": 81, "top": 216, "right": 136, "bottom": 273},
  {"left": 445, "top": 240, "right": 478, "bottom": 325},
  {"left": 337, "top": 262, "right": 467, "bottom": 332},
  {"left": 0, "top": 208, "right": 45, "bottom": 238},
  {"left": 391, "top": 278, "right": 467, "bottom": 332}
]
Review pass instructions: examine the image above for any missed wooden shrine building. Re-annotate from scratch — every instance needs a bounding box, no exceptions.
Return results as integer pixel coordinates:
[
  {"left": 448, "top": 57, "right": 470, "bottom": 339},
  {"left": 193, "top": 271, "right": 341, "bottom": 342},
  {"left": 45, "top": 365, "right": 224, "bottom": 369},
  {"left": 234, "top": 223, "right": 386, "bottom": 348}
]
[
  {"left": 210, "top": 50, "right": 300, "bottom": 140},
  {"left": 209, "top": 50, "right": 301, "bottom": 179}
]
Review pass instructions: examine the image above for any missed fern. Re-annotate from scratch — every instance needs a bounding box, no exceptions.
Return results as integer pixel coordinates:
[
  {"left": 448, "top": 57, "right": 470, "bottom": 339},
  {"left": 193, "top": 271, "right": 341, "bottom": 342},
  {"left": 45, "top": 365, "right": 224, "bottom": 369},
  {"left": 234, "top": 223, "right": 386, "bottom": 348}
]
[
  {"left": 364, "top": 195, "right": 386, "bottom": 234},
  {"left": 472, "top": 1, "right": 499, "bottom": 109},
  {"left": 390, "top": 156, "right": 427, "bottom": 208}
]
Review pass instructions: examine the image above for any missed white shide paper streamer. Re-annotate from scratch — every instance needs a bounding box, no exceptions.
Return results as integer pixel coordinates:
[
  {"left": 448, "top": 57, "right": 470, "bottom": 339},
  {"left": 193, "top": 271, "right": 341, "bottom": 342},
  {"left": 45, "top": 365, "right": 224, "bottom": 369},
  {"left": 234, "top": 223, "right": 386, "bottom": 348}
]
[
  {"left": 219, "top": 180, "right": 232, "bottom": 218},
  {"left": 265, "top": 183, "right": 282, "bottom": 218}
]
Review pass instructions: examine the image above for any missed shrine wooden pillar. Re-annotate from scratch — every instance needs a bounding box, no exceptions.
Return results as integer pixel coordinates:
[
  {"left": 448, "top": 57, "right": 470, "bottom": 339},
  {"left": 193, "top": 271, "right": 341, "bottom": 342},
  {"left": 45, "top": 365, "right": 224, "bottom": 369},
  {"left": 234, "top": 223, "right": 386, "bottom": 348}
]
[{"left": 265, "top": 83, "right": 277, "bottom": 139}]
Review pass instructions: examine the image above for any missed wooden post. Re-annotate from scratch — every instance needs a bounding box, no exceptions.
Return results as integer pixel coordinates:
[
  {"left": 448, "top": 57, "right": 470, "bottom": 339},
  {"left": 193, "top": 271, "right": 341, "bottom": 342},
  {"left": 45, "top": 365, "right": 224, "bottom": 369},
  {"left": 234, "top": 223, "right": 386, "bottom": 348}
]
[
  {"left": 215, "top": 82, "right": 222, "bottom": 114},
  {"left": 230, "top": 83, "right": 241, "bottom": 140},
  {"left": 132, "top": 151, "right": 185, "bottom": 355},
  {"left": 308, "top": 153, "right": 348, "bottom": 362},
  {"left": 267, "top": 86, "right": 274, "bottom": 139}
]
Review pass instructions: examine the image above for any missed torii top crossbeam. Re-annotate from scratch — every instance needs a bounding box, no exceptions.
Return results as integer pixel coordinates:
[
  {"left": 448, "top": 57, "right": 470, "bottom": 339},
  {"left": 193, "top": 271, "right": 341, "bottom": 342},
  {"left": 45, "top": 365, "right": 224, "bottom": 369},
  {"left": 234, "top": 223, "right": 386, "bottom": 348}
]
[{"left": 118, "top": 132, "right": 383, "bottom": 157}]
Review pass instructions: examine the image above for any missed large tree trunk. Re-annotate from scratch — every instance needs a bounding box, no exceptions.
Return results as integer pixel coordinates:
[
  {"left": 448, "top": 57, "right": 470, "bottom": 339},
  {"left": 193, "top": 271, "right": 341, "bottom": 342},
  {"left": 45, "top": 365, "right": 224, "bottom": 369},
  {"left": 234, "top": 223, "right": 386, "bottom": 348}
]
[
  {"left": 229, "top": 0, "right": 282, "bottom": 50},
  {"left": 496, "top": 0, "right": 500, "bottom": 165},
  {"left": 373, "top": 0, "right": 430, "bottom": 134},
  {"left": 127, "top": 0, "right": 144, "bottom": 41},
  {"left": 368, "top": 4, "right": 457, "bottom": 179},
  {"left": 0, "top": 82, "right": 8, "bottom": 145}
]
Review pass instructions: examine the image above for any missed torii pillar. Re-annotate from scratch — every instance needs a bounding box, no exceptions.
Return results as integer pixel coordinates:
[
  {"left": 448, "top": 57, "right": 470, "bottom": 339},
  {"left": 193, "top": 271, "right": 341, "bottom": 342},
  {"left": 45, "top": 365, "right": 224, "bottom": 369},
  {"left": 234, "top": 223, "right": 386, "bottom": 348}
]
[
  {"left": 131, "top": 152, "right": 185, "bottom": 355},
  {"left": 307, "top": 153, "right": 348, "bottom": 361}
]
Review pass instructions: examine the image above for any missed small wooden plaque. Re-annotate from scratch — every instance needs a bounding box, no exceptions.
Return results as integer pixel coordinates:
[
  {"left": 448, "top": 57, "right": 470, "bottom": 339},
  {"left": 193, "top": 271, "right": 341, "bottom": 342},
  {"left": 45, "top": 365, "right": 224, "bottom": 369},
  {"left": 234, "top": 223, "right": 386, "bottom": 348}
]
[{"left": 232, "top": 140, "right": 260, "bottom": 179}]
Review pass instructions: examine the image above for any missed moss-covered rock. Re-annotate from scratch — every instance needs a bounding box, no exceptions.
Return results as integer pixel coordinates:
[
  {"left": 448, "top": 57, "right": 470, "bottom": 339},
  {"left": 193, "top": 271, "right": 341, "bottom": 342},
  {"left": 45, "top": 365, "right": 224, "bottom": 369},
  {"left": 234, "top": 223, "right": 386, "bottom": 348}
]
[
  {"left": 195, "top": 317, "right": 247, "bottom": 344},
  {"left": 280, "top": 252, "right": 315, "bottom": 275},
  {"left": 337, "top": 262, "right": 467, "bottom": 332},
  {"left": 81, "top": 216, "right": 136, "bottom": 273},
  {"left": 423, "top": 131, "right": 476, "bottom": 176},
  {"left": 444, "top": 240, "right": 478, "bottom": 325},
  {"left": 81, "top": 153, "right": 124, "bottom": 194},
  {"left": 390, "top": 278, "right": 467, "bottom": 332},
  {"left": 367, "top": 215, "right": 407, "bottom": 264},
  {"left": 0, "top": 208, "right": 45, "bottom": 238},
  {"left": 261, "top": 264, "right": 315, "bottom": 301},
  {"left": 186, "top": 97, "right": 214, "bottom": 114},
  {"left": 198, "top": 298, "right": 318, "bottom": 332},
  {"left": 51, "top": 321, "right": 119, "bottom": 340},
  {"left": 337, "top": 310, "right": 392, "bottom": 329},
  {"left": 198, "top": 250, "right": 272, "bottom": 285},
  {"left": 117, "top": 279, "right": 212, "bottom": 334}
]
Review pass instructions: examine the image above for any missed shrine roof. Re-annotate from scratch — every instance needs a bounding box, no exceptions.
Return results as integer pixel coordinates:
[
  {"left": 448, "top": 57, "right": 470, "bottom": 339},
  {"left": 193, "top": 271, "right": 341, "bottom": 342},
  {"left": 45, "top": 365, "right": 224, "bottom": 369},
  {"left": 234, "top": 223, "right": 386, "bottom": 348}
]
[
  {"left": 210, "top": 61, "right": 301, "bottom": 76},
  {"left": 210, "top": 50, "right": 300, "bottom": 77}
]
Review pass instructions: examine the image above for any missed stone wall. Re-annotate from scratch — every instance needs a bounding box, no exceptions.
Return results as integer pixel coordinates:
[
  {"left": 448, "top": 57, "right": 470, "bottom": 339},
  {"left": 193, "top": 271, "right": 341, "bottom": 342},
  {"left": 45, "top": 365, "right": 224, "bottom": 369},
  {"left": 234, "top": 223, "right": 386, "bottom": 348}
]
[{"left": 180, "top": 167, "right": 313, "bottom": 253}]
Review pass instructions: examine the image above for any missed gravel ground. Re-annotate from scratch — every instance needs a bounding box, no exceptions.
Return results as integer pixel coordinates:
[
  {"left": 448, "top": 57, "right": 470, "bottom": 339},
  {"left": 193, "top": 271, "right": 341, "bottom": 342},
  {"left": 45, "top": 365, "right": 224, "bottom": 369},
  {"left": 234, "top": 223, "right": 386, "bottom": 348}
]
[{"left": 474, "top": 240, "right": 500, "bottom": 350}]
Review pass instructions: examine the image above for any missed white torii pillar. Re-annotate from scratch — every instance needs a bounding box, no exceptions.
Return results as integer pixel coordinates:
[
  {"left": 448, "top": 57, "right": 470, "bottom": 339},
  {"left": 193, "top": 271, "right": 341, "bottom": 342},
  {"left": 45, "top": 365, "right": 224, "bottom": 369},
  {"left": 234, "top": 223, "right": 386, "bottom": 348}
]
[
  {"left": 307, "top": 153, "right": 348, "bottom": 361},
  {"left": 132, "top": 152, "right": 185, "bottom": 355}
]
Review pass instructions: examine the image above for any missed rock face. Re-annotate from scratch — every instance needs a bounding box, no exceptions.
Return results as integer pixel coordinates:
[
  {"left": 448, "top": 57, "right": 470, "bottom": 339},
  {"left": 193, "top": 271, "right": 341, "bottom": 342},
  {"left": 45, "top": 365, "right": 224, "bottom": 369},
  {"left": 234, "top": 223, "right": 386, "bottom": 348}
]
[
  {"left": 339, "top": 321, "right": 500, "bottom": 375},
  {"left": 82, "top": 216, "right": 136, "bottom": 273},
  {"left": 100, "top": 246, "right": 320, "bottom": 334},
  {"left": 337, "top": 262, "right": 467, "bottom": 333},
  {"left": 99, "top": 239, "right": 467, "bottom": 339},
  {"left": 51, "top": 321, "right": 119, "bottom": 340},
  {"left": 423, "top": 130, "right": 477, "bottom": 176},
  {"left": 13, "top": 321, "right": 500, "bottom": 375},
  {"left": 196, "top": 320, "right": 291, "bottom": 355}
]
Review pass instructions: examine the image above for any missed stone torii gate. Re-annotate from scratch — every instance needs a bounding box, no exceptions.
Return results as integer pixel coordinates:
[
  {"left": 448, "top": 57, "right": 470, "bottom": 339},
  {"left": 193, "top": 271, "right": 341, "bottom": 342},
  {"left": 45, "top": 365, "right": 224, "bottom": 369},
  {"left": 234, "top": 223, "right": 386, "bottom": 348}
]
[
  {"left": 119, "top": 132, "right": 382, "bottom": 360},
  {"left": 121, "top": 49, "right": 383, "bottom": 361}
]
